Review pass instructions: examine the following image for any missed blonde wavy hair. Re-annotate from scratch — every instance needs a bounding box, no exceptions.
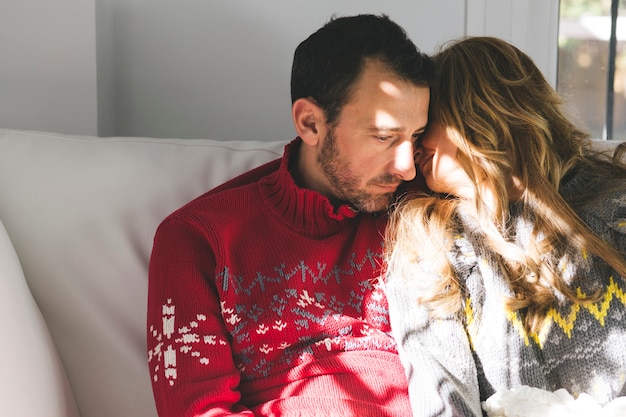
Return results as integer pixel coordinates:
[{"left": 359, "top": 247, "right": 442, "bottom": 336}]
[{"left": 385, "top": 36, "right": 626, "bottom": 333}]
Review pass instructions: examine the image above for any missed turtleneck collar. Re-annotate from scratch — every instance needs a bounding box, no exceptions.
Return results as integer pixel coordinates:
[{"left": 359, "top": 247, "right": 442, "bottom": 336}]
[{"left": 259, "top": 138, "right": 361, "bottom": 237}]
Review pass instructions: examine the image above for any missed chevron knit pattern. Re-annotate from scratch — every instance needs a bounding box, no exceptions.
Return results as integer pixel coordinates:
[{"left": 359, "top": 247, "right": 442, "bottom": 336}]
[{"left": 385, "top": 167, "right": 626, "bottom": 417}]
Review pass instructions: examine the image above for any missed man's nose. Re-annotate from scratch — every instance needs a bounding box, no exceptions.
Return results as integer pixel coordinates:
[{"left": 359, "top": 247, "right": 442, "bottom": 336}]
[{"left": 392, "top": 140, "right": 417, "bottom": 181}]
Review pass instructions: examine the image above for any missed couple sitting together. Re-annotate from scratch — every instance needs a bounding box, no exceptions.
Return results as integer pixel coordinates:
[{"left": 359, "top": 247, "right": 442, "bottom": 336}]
[{"left": 146, "top": 13, "right": 626, "bottom": 417}]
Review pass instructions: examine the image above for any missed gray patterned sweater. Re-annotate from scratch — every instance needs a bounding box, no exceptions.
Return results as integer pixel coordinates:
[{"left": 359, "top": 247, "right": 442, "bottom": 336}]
[{"left": 385, "top": 166, "right": 626, "bottom": 417}]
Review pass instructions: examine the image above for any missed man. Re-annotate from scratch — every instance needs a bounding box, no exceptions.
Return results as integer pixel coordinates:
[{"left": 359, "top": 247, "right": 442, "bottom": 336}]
[{"left": 147, "top": 14, "right": 433, "bottom": 416}]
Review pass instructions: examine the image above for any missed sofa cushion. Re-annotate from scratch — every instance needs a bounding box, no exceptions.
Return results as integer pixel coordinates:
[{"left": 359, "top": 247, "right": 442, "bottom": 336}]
[
  {"left": 0, "top": 218, "right": 80, "bottom": 417},
  {"left": 0, "top": 129, "right": 285, "bottom": 417}
]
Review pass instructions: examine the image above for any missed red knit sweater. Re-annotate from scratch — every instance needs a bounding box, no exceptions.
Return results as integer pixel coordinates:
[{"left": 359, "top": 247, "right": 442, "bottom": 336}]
[{"left": 147, "top": 139, "right": 411, "bottom": 416}]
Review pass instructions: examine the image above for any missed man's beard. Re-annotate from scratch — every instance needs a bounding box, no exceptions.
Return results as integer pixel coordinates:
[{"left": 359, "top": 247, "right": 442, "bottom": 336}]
[{"left": 318, "top": 129, "right": 399, "bottom": 213}]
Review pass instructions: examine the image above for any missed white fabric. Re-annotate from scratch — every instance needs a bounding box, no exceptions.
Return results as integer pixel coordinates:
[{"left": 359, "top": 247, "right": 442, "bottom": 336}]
[
  {"left": 483, "top": 386, "right": 626, "bottom": 417},
  {"left": 0, "top": 129, "right": 285, "bottom": 417},
  {"left": 0, "top": 218, "right": 79, "bottom": 417}
]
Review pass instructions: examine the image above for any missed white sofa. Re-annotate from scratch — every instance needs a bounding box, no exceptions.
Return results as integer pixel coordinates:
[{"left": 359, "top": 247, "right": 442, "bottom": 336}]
[
  {"left": 0, "top": 129, "right": 620, "bottom": 417},
  {"left": 0, "top": 129, "right": 286, "bottom": 417}
]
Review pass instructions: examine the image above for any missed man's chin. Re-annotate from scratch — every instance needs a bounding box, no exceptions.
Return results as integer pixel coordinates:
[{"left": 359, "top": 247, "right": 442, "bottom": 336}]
[{"left": 352, "top": 193, "right": 395, "bottom": 213}]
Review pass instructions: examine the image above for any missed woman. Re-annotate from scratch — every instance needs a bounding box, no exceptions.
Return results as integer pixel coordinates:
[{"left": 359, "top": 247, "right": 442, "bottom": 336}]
[{"left": 384, "top": 36, "right": 626, "bottom": 416}]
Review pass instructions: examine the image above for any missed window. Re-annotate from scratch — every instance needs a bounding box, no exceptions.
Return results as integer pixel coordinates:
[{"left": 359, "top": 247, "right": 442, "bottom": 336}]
[{"left": 558, "top": 0, "right": 625, "bottom": 140}]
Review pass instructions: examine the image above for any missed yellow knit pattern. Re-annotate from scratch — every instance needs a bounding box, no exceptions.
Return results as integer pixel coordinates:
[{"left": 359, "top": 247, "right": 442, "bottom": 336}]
[{"left": 465, "top": 277, "right": 626, "bottom": 349}]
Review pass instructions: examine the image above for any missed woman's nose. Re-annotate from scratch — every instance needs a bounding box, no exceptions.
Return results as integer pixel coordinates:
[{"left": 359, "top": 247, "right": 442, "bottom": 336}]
[{"left": 413, "top": 145, "right": 423, "bottom": 163}]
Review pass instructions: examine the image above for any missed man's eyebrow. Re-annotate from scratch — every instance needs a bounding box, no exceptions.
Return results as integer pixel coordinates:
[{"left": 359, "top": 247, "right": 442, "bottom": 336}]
[
  {"left": 367, "top": 124, "right": 428, "bottom": 133},
  {"left": 368, "top": 126, "right": 402, "bottom": 132}
]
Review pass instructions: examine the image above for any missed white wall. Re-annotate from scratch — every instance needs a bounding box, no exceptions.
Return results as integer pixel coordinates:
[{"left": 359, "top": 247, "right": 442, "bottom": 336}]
[
  {"left": 0, "top": 0, "right": 98, "bottom": 135},
  {"left": 95, "top": 0, "right": 465, "bottom": 140},
  {"left": 0, "top": 0, "right": 559, "bottom": 140}
]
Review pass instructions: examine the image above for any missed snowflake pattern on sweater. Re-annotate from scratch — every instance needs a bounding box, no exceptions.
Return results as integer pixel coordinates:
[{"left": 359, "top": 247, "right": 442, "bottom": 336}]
[
  {"left": 148, "top": 253, "right": 395, "bottom": 387},
  {"left": 146, "top": 140, "right": 413, "bottom": 416}
]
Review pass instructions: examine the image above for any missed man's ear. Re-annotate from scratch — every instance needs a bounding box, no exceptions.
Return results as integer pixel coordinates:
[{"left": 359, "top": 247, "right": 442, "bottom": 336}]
[{"left": 292, "top": 98, "right": 325, "bottom": 146}]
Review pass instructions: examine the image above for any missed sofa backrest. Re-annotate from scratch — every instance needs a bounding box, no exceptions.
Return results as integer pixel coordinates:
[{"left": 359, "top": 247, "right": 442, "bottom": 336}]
[
  {"left": 0, "top": 129, "right": 285, "bottom": 417},
  {"left": 0, "top": 129, "right": 621, "bottom": 417}
]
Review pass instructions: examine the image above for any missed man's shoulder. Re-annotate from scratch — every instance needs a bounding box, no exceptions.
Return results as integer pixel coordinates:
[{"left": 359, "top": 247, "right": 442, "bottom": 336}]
[
  {"left": 206, "top": 158, "right": 281, "bottom": 196},
  {"left": 165, "top": 158, "right": 282, "bottom": 221}
]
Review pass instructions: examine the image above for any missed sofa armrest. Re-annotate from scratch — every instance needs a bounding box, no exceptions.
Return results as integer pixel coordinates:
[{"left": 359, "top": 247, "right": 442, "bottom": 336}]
[{"left": 0, "top": 218, "right": 79, "bottom": 417}]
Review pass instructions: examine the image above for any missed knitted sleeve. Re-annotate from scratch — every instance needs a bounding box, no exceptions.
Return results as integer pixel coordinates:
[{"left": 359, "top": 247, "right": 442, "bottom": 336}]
[
  {"left": 385, "top": 270, "right": 483, "bottom": 417},
  {"left": 147, "top": 216, "right": 253, "bottom": 417},
  {"left": 579, "top": 187, "right": 626, "bottom": 255},
  {"left": 563, "top": 174, "right": 626, "bottom": 255}
]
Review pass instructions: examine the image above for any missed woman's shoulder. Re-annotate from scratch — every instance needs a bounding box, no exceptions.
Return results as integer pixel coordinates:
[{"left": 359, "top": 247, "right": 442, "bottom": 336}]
[{"left": 567, "top": 170, "right": 626, "bottom": 249}]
